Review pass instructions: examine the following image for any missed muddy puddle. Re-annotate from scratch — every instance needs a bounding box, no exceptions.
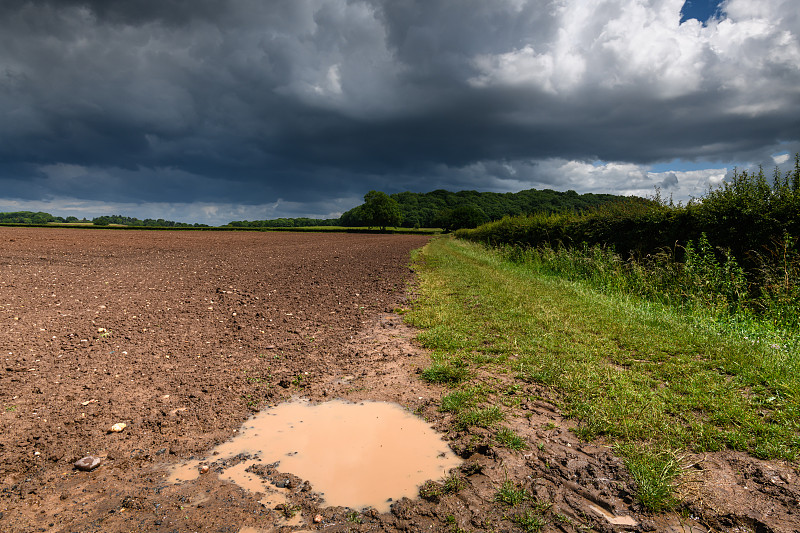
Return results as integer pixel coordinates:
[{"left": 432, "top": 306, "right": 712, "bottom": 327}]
[{"left": 169, "top": 399, "right": 461, "bottom": 514}]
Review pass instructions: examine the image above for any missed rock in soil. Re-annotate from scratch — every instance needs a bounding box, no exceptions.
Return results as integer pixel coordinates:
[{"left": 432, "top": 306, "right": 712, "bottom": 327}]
[{"left": 73, "top": 456, "right": 103, "bottom": 472}]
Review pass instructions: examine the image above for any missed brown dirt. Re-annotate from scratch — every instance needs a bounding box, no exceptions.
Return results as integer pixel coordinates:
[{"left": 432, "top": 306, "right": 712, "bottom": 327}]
[{"left": 1, "top": 227, "right": 798, "bottom": 533}]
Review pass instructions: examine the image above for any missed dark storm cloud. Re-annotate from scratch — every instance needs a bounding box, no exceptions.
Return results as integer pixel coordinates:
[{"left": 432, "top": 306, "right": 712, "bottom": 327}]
[{"left": 0, "top": 0, "right": 799, "bottom": 222}]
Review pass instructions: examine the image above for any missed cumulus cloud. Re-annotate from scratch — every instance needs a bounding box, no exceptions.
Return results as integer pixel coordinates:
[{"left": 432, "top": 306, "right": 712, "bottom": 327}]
[{"left": 0, "top": 0, "right": 798, "bottom": 222}]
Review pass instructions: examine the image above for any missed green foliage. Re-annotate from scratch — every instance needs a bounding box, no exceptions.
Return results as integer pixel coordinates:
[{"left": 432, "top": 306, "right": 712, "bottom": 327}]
[
  {"left": 455, "top": 406, "right": 504, "bottom": 429},
  {"left": 362, "top": 190, "right": 403, "bottom": 230},
  {"left": 457, "top": 158, "right": 800, "bottom": 264},
  {"left": 436, "top": 204, "right": 489, "bottom": 231},
  {"left": 683, "top": 233, "right": 748, "bottom": 311},
  {"left": 441, "top": 388, "right": 484, "bottom": 413},
  {"left": 340, "top": 187, "right": 635, "bottom": 228},
  {"left": 421, "top": 357, "right": 470, "bottom": 384},
  {"left": 226, "top": 217, "right": 341, "bottom": 228},
  {"left": 0, "top": 211, "right": 60, "bottom": 224},
  {"left": 0, "top": 211, "right": 210, "bottom": 227},
  {"left": 620, "top": 446, "right": 682, "bottom": 512},
  {"left": 442, "top": 473, "right": 467, "bottom": 494},
  {"left": 495, "top": 479, "right": 531, "bottom": 506},
  {"left": 495, "top": 427, "right": 528, "bottom": 450},
  {"left": 511, "top": 510, "right": 548, "bottom": 532},
  {"left": 91, "top": 214, "right": 207, "bottom": 227}
]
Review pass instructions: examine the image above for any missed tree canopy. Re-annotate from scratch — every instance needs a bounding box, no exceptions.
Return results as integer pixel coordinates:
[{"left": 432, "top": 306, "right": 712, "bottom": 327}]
[
  {"left": 340, "top": 188, "right": 639, "bottom": 229},
  {"left": 361, "top": 190, "right": 403, "bottom": 230}
]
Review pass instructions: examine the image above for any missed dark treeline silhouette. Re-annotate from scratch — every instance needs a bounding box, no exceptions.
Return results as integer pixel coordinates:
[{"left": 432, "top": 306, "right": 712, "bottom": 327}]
[
  {"left": 0, "top": 212, "right": 208, "bottom": 227},
  {"left": 225, "top": 217, "right": 341, "bottom": 228},
  {"left": 91, "top": 215, "right": 208, "bottom": 227},
  {"left": 339, "top": 188, "right": 636, "bottom": 230}
]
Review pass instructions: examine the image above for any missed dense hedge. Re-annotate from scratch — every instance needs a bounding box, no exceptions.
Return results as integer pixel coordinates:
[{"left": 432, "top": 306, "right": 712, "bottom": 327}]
[{"left": 457, "top": 158, "right": 800, "bottom": 269}]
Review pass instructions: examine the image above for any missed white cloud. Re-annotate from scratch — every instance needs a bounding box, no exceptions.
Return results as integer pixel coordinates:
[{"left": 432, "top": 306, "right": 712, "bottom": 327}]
[
  {"left": 773, "top": 153, "right": 790, "bottom": 165},
  {"left": 468, "top": 0, "right": 799, "bottom": 105}
]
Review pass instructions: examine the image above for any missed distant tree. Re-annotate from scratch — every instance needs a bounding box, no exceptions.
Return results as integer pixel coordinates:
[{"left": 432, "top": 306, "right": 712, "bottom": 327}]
[{"left": 362, "top": 190, "right": 402, "bottom": 230}]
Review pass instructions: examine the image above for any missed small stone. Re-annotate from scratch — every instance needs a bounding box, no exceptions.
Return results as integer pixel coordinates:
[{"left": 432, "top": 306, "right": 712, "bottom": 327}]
[
  {"left": 74, "top": 456, "right": 103, "bottom": 472},
  {"left": 313, "top": 514, "right": 323, "bottom": 524},
  {"left": 199, "top": 465, "right": 210, "bottom": 474},
  {"left": 110, "top": 422, "right": 127, "bottom": 433}
]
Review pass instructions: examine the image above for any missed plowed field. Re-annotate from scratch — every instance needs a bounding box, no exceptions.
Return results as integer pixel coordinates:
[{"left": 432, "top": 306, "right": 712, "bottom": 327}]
[{"left": 0, "top": 228, "right": 437, "bottom": 531}]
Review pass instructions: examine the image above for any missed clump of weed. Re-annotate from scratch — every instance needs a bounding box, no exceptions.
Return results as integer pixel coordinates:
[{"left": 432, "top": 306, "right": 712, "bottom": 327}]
[
  {"left": 620, "top": 446, "right": 682, "bottom": 512},
  {"left": 420, "top": 473, "right": 465, "bottom": 503},
  {"left": 496, "top": 479, "right": 552, "bottom": 531},
  {"left": 511, "top": 510, "right": 548, "bottom": 532},
  {"left": 421, "top": 358, "right": 469, "bottom": 384},
  {"left": 455, "top": 406, "right": 504, "bottom": 429},
  {"left": 276, "top": 503, "right": 300, "bottom": 519},
  {"left": 495, "top": 427, "right": 528, "bottom": 450},
  {"left": 440, "top": 387, "right": 484, "bottom": 413},
  {"left": 442, "top": 473, "right": 466, "bottom": 494},
  {"left": 495, "top": 479, "right": 531, "bottom": 506},
  {"left": 419, "top": 480, "right": 444, "bottom": 502}
]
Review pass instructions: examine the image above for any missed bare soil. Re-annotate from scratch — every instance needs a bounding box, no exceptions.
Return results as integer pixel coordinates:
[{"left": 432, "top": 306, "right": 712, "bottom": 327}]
[{"left": 1, "top": 228, "right": 797, "bottom": 533}]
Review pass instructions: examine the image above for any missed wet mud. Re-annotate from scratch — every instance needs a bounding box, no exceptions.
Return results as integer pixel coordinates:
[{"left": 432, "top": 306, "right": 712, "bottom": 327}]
[{"left": 169, "top": 399, "right": 461, "bottom": 513}]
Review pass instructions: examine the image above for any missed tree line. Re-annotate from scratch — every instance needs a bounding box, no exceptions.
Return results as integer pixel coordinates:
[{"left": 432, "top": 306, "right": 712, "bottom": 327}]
[
  {"left": 225, "top": 217, "right": 340, "bottom": 228},
  {"left": 1, "top": 187, "right": 636, "bottom": 231},
  {"left": 0, "top": 211, "right": 208, "bottom": 227},
  {"left": 338, "top": 188, "right": 635, "bottom": 230}
]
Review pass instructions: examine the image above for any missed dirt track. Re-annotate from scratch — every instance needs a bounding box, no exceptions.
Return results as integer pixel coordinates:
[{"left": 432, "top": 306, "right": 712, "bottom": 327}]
[{"left": 1, "top": 228, "right": 798, "bottom": 533}]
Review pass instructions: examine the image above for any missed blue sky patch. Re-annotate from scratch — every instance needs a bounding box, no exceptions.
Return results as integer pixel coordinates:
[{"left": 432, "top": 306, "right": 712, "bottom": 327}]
[{"left": 680, "top": 0, "right": 724, "bottom": 24}]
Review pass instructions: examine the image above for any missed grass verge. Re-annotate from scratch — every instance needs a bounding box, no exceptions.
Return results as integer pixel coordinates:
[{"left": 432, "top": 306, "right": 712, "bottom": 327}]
[{"left": 407, "top": 237, "right": 800, "bottom": 512}]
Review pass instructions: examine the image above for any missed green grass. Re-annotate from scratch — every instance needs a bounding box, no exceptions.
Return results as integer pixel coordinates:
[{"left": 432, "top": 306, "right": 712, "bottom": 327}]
[
  {"left": 495, "top": 427, "right": 527, "bottom": 450},
  {"left": 495, "top": 480, "right": 531, "bottom": 506},
  {"left": 421, "top": 356, "right": 470, "bottom": 384},
  {"left": 511, "top": 510, "right": 548, "bottom": 532},
  {"left": 619, "top": 445, "right": 682, "bottom": 512},
  {"left": 495, "top": 480, "right": 551, "bottom": 531},
  {"left": 442, "top": 473, "right": 467, "bottom": 494},
  {"left": 454, "top": 406, "right": 504, "bottom": 429},
  {"left": 441, "top": 387, "right": 484, "bottom": 413},
  {"left": 407, "top": 237, "right": 800, "bottom": 511}
]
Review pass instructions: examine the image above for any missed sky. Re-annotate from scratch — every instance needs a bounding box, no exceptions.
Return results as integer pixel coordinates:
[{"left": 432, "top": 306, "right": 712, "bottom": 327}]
[{"left": 1, "top": 0, "right": 798, "bottom": 225}]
